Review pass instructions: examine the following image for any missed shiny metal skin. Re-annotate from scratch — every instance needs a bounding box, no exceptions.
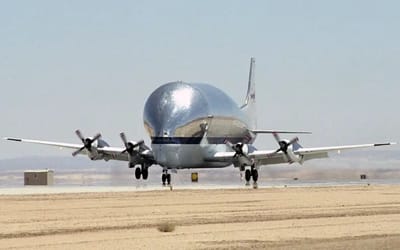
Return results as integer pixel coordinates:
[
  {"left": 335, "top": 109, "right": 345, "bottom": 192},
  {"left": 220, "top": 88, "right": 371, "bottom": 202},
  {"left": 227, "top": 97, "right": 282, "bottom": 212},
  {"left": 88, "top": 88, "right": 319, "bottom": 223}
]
[{"left": 143, "top": 81, "right": 255, "bottom": 168}]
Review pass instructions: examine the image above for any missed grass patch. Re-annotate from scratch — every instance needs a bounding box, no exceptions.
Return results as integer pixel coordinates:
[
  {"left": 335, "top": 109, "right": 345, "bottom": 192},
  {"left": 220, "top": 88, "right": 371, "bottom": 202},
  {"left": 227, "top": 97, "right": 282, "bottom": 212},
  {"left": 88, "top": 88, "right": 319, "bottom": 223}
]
[{"left": 157, "top": 222, "right": 176, "bottom": 233}]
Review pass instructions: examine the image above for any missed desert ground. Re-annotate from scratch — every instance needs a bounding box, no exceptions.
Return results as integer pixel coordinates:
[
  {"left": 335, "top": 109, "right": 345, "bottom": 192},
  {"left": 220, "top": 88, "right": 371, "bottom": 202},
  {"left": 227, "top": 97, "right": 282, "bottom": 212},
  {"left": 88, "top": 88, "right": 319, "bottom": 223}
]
[{"left": 1, "top": 185, "right": 400, "bottom": 249}]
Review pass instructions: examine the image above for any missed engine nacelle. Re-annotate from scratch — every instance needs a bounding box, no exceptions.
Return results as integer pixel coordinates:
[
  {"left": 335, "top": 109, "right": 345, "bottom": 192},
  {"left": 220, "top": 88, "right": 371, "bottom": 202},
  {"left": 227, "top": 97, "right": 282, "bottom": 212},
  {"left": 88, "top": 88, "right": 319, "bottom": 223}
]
[
  {"left": 286, "top": 144, "right": 304, "bottom": 164},
  {"left": 91, "top": 138, "right": 110, "bottom": 148},
  {"left": 236, "top": 142, "right": 249, "bottom": 155},
  {"left": 86, "top": 138, "right": 110, "bottom": 160}
]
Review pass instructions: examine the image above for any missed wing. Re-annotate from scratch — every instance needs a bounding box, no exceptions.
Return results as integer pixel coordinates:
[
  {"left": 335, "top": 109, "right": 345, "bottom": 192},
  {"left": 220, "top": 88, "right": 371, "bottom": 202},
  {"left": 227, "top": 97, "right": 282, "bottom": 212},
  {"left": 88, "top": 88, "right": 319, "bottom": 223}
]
[
  {"left": 210, "top": 149, "right": 310, "bottom": 165},
  {"left": 252, "top": 130, "right": 311, "bottom": 134},
  {"left": 4, "top": 137, "right": 130, "bottom": 161},
  {"left": 210, "top": 142, "right": 396, "bottom": 166}
]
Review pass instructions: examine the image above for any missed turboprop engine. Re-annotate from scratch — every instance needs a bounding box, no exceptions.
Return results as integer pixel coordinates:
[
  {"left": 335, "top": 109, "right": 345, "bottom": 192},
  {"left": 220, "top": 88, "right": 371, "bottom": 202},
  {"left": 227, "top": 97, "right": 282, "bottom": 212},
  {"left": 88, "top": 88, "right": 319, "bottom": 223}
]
[
  {"left": 72, "top": 130, "right": 109, "bottom": 160},
  {"left": 272, "top": 133, "right": 304, "bottom": 164}
]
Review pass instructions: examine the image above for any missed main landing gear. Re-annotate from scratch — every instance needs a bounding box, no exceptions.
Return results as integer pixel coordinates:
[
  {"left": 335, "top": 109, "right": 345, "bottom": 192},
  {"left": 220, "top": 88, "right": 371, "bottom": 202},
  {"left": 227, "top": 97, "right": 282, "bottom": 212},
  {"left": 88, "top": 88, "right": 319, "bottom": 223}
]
[
  {"left": 244, "top": 165, "right": 258, "bottom": 188},
  {"left": 161, "top": 169, "right": 171, "bottom": 186},
  {"left": 133, "top": 164, "right": 149, "bottom": 180}
]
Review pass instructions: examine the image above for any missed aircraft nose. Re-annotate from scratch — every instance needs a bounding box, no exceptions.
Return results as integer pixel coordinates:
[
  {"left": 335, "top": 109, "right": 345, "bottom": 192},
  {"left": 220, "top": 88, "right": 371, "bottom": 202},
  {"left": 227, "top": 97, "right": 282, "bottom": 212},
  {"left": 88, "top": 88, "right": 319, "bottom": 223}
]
[{"left": 143, "top": 81, "right": 209, "bottom": 138}]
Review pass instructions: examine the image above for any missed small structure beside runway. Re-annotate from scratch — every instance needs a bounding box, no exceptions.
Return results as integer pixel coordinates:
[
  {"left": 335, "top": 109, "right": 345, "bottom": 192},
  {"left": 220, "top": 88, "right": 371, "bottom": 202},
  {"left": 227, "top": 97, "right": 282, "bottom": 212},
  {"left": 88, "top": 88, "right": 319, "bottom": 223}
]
[{"left": 24, "top": 169, "right": 54, "bottom": 185}]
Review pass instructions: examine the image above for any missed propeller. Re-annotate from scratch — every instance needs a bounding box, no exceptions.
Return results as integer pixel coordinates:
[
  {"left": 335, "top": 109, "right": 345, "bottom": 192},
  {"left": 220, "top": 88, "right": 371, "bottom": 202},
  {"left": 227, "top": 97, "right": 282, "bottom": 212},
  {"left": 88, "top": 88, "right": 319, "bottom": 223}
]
[
  {"left": 272, "top": 132, "right": 298, "bottom": 163},
  {"left": 120, "top": 132, "right": 144, "bottom": 155},
  {"left": 120, "top": 133, "right": 154, "bottom": 169},
  {"left": 224, "top": 140, "right": 248, "bottom": 159},
  {"left": 72, "top": 130, "right": 102, "bottom": 156}
]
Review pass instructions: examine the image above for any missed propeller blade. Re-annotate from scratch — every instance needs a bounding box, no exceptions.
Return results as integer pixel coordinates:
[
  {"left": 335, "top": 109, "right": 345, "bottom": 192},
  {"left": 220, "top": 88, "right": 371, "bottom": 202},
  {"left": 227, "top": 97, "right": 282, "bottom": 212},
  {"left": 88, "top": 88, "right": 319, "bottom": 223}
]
[
  {"left": 75, "top": 130, "right": 85, "bottom": 142},
  {"left": 120, "top": 132, "right": 131, "bottom": 154},
  {"left": 274, "top": 148, "right": 281, "bottom": 154},
  {"left": 120, "top": 132, "right": 128, "bottom": 146},
  {"left": 72, "top": 146, "right": 85, "bottom": 157},
  {"left": 272, "top": 132, "right": 281, "bottom": 144},
  {"left": 224, "top": 139, "right": 234, "bottom": 149},
  {"left": 92, "top": 133, "right": 102, "bottom": 142},
  {"left": 132, "top": 140, "right": 144, "bottom": 148}
]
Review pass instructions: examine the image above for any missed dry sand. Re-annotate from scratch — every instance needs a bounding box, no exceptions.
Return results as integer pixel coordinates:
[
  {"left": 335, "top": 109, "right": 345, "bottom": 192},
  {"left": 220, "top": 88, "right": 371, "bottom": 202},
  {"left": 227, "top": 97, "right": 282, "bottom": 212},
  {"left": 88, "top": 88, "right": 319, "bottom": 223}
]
[{"left": 1, "top": 185, "right": 400, "bottom": 249}]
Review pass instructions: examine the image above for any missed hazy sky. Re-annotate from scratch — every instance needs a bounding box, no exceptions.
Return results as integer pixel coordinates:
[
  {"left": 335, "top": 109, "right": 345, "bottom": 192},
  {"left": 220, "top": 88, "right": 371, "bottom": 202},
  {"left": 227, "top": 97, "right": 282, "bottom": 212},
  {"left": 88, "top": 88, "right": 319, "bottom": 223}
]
[{"left": 1, "top": 0, "right": 399, "bottom": 159}]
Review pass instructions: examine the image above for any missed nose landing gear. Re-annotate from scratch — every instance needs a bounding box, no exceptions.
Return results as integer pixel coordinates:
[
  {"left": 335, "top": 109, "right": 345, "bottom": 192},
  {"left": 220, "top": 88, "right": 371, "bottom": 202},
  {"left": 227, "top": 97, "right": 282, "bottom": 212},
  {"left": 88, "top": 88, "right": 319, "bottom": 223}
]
[{"left": 161, "top": 169, "right": 171, "bottom": 186}]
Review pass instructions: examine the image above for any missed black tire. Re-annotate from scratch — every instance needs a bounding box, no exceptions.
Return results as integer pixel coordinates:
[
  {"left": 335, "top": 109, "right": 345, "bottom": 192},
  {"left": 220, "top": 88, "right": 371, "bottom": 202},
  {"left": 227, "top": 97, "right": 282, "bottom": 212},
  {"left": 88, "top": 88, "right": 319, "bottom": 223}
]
[
  {"left": 162, "top": 174, "right": 167, "bottom": 185},
  {"left": 135, "top": 167, "right": 142, "bottom": 179},
  {"left": 142, "top": 167, "right": 149, "bottom": 180},
  {"left": 166, "top": 174, "right": 171, "bottom": 185},
  {"left": 252, "top": 169, "right": 258, "bottom": 182},
  {"left": 245, "top": 169, "right": 251, "bottom": 182}
]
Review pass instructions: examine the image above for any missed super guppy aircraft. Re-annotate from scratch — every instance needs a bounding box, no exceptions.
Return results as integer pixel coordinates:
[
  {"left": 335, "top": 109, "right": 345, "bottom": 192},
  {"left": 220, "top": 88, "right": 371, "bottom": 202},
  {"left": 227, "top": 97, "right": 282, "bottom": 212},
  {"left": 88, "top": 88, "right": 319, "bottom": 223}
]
[{"left": 5, "top": 58, "right": 396, "bottom": 186}]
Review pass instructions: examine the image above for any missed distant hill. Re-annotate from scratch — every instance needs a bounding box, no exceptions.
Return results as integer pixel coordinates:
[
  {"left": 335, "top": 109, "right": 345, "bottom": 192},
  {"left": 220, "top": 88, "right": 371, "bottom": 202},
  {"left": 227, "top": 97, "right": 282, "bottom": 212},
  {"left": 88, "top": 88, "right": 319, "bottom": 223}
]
[{"left": 0, "top": 156, "right": 112, "bottom": 171}]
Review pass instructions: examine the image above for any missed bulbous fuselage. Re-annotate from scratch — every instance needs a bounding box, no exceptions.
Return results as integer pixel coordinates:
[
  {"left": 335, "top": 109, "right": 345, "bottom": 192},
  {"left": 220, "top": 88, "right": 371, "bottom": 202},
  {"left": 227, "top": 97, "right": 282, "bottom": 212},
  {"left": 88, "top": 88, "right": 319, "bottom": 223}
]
[{"left": 143, "top": 81, "right": 254, "bottom": 168}]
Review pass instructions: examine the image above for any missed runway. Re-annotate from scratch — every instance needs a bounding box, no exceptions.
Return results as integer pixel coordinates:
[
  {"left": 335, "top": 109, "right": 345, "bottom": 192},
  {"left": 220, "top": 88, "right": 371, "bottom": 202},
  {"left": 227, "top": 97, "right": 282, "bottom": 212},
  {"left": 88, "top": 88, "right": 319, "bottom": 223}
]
[
  {"left": 1, "top": 185, "right": 400, "bottom": 249},
  {"left": 1, "top": 179, "right": 399, "bottom": 195}
]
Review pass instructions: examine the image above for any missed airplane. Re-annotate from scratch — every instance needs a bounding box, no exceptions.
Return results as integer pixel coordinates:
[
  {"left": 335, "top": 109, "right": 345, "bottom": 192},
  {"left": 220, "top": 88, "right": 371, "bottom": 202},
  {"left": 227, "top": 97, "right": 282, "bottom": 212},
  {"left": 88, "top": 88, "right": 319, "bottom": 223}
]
[{"left": 5, "top": 58, "right": 396, "bottom": 187}]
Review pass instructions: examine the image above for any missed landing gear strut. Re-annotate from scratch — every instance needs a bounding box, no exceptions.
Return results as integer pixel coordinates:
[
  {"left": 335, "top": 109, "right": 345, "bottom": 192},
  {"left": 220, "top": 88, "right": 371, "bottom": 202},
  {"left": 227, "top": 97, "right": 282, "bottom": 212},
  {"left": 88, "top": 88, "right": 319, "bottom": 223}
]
[{"left": 161, "top": 169, "right": 171, "bottom": 186}]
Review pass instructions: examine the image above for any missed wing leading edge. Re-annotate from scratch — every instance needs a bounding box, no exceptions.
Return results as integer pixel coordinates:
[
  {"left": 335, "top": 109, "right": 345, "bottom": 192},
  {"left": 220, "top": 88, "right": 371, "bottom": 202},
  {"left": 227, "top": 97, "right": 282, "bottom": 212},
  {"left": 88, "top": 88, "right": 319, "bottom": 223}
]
[
  {"left": 5, "top": 137, "right": 396, "bottom": 167},
  {"left": 4, "top": 136, "right": 148, "bottom": 162},
  {"left": 210, "top": 142, "right": 396, "bottom": 166}
]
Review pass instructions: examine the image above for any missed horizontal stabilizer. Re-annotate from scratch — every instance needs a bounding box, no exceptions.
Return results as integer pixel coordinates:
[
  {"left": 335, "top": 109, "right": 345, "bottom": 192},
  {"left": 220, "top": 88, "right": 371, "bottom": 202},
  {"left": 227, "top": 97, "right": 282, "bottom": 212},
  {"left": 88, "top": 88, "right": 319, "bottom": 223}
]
[{"left": 252, "top": 130, "right": 312, "bottom": 134}]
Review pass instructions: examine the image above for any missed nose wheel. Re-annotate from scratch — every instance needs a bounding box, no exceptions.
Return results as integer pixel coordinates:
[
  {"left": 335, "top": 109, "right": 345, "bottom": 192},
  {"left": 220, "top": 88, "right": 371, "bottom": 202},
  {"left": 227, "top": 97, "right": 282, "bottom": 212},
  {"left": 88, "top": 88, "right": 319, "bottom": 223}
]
[{"left": 161, "top": 169, "right": 171, "bottom": 186}]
